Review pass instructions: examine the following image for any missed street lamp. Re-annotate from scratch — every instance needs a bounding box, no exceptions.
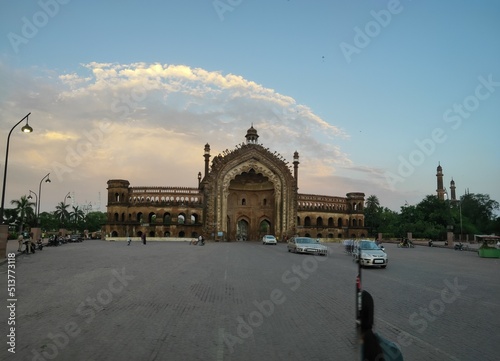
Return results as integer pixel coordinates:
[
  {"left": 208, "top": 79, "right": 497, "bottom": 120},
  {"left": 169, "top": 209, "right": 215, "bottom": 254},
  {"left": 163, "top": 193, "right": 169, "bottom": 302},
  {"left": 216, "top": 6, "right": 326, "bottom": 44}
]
[
  {"left": 63, "top": 192, "right": 71, "bottom": 225},
  {"left": 0, "top": 113, "right": 33, "bottom": 224},
  {"left": 37, "top": 173, "right": 51, "bottom": 225},
  {"left": 28, "top": 190, "right": 38, "bottom": 219}
]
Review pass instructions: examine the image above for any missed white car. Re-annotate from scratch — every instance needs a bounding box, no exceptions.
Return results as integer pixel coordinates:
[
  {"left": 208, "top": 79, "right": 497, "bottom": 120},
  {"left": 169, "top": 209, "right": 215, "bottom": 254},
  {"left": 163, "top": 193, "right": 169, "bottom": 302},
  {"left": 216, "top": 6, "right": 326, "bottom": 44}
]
[
  {"left": 287, "top": 237, "right": 328, "bottom": 256},
  {"left": 353, "top": 240, "right": 388, "bottom": 268},
  {"left": 262, "top": 235, "right": 277, "bottom": 245}
]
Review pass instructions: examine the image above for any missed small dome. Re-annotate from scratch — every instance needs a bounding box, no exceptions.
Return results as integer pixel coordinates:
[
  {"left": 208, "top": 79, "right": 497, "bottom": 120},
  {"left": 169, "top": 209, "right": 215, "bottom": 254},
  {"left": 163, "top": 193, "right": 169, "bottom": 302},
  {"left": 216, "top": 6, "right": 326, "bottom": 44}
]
[{"left": 245, "top": 125, "right": 259, "bottom": 144}]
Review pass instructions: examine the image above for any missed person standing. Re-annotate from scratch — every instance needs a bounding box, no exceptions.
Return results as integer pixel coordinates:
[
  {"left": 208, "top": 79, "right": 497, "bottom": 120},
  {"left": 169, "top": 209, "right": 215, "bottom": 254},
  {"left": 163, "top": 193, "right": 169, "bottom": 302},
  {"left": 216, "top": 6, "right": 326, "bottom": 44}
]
[{"left": 141, "top": 233, "right": 146, "bottom": 245}]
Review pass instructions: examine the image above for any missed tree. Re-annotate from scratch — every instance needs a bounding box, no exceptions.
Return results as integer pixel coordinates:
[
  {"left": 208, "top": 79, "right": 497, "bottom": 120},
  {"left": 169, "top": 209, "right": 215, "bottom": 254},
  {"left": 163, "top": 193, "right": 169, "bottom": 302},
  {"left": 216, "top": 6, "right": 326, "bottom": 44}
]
[
  {"left": 10, "top": 195, "right": 35, "bottom": 233},
  {"left": 84, "top": 211, "right": 107, "bottom": 232},
  {"left": 364, "top": 195, "right": 381, "bottom": 237},
  {"left": 377, "top": 207, "right": 399, "bottom": 238},
  {"left": 54, "top": 201, "right": 71, "bottom": 227},
  {"left": 39, "top": 212, "right": 59, "bottom": 233},
  {"left": 70, "top": 206, "right": 85, "bottom": 225},
  {"left": 371, "top": 192, "right": 499, "bottom": 240},
  {"left": 459, "top": 193, "right": 499, "bottom": 234}
]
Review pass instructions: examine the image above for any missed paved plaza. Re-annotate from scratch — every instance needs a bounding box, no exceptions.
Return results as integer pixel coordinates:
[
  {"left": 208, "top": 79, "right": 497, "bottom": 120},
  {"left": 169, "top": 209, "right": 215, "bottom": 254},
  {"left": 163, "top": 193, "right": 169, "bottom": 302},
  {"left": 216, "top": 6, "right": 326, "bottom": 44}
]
[{"left": 1, "top": 239, "right": 499, "bottom": 361}]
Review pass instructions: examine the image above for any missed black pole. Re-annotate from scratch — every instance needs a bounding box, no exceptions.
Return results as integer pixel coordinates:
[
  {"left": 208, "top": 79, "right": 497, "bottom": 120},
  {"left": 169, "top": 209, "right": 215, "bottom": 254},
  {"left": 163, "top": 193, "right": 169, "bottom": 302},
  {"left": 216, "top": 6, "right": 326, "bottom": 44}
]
[
  {"left": 0, "top": 113, "right": 31, "bottom": 224},
  {"left": 37, "top": 173, "right": 50, "bottom": 226},
  {"left": 356, "top": 241, "right": 362, "bottom": 327}
]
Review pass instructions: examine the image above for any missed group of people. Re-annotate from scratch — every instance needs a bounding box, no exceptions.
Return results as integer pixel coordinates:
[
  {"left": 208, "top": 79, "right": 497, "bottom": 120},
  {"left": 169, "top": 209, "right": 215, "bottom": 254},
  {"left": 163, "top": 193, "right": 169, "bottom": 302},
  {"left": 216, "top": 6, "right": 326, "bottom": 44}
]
[{"left": 17, "top": 233, "right": 39, "bottom": 254}]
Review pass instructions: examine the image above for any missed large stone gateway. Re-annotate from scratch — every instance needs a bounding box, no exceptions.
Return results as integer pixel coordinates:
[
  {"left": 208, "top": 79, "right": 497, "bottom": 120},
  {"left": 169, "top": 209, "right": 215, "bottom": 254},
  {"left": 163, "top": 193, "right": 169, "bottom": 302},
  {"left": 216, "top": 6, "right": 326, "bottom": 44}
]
[{"left": 105, "top": 126, "right": 367, "bottom": 241}]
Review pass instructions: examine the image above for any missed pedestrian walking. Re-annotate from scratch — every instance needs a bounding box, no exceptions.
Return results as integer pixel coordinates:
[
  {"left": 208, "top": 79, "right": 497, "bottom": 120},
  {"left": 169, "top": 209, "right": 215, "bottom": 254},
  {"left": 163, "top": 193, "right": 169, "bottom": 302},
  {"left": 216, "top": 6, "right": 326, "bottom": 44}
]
[
  {"left": 141, "top": 233, "right": 146, "bottom": 245},
  {"left": 127, "top": 236, "right": 131, "bottom": 246}
]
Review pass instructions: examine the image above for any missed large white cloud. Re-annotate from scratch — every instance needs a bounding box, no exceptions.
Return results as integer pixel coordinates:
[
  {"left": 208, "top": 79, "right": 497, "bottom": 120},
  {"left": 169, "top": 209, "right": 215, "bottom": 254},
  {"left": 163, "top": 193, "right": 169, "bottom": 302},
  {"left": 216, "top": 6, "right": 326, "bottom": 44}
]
[{"left": 0, "top": 62, "right": 361, "bottom": 212}]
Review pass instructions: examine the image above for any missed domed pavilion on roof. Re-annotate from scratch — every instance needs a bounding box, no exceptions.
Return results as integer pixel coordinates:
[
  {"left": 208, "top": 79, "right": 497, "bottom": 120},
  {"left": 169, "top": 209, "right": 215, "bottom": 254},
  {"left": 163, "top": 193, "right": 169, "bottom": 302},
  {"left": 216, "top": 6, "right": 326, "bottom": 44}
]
[{"left": 105, "top": 126, "right": 366, "bottom": 241}]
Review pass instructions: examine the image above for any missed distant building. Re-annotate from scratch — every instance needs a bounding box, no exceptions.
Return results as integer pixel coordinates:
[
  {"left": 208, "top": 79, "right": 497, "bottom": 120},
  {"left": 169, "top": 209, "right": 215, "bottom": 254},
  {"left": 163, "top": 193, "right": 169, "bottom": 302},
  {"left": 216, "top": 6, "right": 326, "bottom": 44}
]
[
  {"left": 105, "top": 126, "right": 367, "bottom": 241},
  {"left": 436, "top": 163, "right": 458, "bottom": 203}
]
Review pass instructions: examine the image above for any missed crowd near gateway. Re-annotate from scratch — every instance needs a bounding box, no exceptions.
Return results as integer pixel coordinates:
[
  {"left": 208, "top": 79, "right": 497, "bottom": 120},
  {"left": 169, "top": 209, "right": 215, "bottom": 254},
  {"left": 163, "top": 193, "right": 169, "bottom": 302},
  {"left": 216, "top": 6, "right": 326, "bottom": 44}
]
[{"left": 105, "top": 126, "right": 367, "bottom": 242}]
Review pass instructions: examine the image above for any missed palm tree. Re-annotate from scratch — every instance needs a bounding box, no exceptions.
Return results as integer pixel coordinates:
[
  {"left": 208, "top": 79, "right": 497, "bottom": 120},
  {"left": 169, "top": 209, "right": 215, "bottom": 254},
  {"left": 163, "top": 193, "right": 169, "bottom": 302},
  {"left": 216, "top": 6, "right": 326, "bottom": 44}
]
[
  {"left": 364, "top": 195, "right": 381, "bottom": 237},
  {"left": 365, "top": 195, "right": 381, "bottom": 211},
  {"left": 10, "top": 195, "right": 36, "bottom": 233},
  {"left": 70, "top": 205, "right": 85, "bottom": 224},
  {"left": 54, "top": 202, "right": 71, "bottom": 227}
]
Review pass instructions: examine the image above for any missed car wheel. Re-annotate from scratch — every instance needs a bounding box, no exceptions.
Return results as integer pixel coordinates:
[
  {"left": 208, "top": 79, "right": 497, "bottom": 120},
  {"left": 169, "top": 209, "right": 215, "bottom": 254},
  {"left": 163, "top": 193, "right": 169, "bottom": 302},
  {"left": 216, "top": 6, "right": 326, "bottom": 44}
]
[{"left": 288, "top": 248, "right": 291, "bottom": 252}]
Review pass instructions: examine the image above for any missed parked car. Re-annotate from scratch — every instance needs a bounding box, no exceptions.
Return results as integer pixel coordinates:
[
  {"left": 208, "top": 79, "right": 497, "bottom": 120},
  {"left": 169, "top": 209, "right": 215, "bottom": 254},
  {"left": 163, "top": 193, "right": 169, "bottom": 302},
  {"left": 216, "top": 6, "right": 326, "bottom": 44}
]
[
  {"left": 70, "top": 234, "right": 83, "bottom": 243},
  {"left": 353, "top": 240, "right": 387, "bottom": 268},
  {"left": 262, "top": 235, "right": 277, "bottom": 245},
  {"left": 287, "top": 236, "right": 327, "bottom": 256}
]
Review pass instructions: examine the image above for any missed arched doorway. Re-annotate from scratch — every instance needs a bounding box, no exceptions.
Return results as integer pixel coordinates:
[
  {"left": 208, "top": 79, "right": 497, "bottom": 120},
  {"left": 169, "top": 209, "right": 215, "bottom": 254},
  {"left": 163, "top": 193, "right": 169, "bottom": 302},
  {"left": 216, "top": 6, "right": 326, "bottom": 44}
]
[
  {"left": 237, "top": 219, "right": 249, "bottom": 241},
  {"left": 259, "top": 219, "right": 271, "bottom": 239}
]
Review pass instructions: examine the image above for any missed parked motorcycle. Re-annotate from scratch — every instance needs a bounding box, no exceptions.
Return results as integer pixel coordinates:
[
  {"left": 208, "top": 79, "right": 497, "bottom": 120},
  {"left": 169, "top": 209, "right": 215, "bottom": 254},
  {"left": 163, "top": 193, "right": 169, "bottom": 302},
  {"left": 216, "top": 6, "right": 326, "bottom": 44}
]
[
  {"left": 47, "top": 236, "right": 59, "bottom": 247},
  {"left": 37, "top": 239, "right": 43, "bottom": 250},
  {"left": 397, "top": 238, "right": 414, "bottom": 248},
  {"left": 454, "top": 242, "right": 465, "bottom": 251}
]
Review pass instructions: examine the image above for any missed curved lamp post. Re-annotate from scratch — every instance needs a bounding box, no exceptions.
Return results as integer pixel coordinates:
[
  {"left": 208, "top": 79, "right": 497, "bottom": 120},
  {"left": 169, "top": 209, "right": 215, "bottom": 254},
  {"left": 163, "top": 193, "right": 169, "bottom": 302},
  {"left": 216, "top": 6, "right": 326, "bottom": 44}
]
[
  {"left": 27, "top": 190, "right": 38, "bottom": 221},
  {"left": 63, "top": 192, "right": 71, "bottom": 226},
  {"left": 0, "top": 113, "right": 33, "bottom": 224},
  {"left": 37, "top": 173, "right": 51, "bottom": 225}
]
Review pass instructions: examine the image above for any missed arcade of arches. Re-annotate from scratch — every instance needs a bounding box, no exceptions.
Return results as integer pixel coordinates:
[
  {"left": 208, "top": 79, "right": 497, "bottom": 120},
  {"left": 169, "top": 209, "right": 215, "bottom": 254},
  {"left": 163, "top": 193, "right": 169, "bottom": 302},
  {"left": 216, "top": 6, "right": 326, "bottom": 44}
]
[{"left": 104, "top": 126, "right": 366, "bottom": 241}]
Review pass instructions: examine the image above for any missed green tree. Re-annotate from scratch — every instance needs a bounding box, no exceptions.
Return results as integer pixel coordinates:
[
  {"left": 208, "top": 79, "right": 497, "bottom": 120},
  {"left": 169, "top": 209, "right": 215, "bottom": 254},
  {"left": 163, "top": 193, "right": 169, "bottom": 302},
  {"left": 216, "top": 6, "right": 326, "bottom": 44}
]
[
  {"left": 377, "top": 207, "right": 399, "bottom": 238},
  {"left": 84, "top": 211, "right": 107, "bottom": 232},
  {"left": 10, "top": 195, "right": 35, "bottom": 233},
  {"left": 39, "top": 212, "right": 59, "bottom": 233},
  {"left": 54, "top": 201, "right": 71, "bottom": 227},
  {"left": 364, "top": 195, "right": 381, "bottom": 237},
  {"left": 70, "top": 206, "right": 85, "bottom": 225},
  {"left": 459, "top": 193, "right": 499, "bottom": 234}
]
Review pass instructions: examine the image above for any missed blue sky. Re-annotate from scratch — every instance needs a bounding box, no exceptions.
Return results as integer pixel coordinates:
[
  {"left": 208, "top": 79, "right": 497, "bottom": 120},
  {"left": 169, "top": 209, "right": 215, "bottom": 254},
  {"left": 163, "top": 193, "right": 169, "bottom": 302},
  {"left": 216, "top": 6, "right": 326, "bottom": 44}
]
[{"left": 0, "top": 0, "right": 499, "bottom": 214}]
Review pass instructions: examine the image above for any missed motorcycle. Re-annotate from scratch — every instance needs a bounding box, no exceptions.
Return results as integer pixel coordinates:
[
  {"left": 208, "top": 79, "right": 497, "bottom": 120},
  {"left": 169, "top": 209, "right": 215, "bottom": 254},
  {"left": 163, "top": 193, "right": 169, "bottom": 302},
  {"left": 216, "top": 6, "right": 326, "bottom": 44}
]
[
  {"left": 397, "top": 239, "right": 414, "bottom": 248},
  {"left": 454, "top": 242, "right": 465, "bottom": 251},
  {"left": 47, "top": 236, "right": 59, "bottom": 247},
  {"left": 37, "top": 239, "right": 43, "bottom": 250}
]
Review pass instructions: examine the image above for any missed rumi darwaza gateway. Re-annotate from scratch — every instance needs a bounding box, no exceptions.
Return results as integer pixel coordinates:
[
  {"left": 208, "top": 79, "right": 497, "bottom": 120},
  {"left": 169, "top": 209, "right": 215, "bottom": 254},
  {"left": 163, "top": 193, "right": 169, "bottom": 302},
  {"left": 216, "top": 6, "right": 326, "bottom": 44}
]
[{"left": 104, "top": 126, "right": 367, "bottom": 241}]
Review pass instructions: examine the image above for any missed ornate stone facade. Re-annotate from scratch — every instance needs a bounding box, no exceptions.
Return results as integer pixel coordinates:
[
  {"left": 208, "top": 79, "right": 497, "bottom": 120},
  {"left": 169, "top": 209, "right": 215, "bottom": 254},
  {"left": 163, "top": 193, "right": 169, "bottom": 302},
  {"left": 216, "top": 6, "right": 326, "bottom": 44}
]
[{"left": 104, "top": 126, "right": 366, "bottom": 240}]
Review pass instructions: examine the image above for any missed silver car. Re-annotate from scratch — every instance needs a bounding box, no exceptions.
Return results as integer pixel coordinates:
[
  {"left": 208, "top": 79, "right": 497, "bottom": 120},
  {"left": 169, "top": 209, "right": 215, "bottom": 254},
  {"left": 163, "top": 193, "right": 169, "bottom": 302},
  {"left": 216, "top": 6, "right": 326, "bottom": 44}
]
[
  {"left": 287, "top": 237, "right": 328, "bottom": 256},
  {"left": 262, "top": 235, "right": 277, "bottom": 245},
  {"left": 353, "top": 240, "right": 387, "bottom": 268}
]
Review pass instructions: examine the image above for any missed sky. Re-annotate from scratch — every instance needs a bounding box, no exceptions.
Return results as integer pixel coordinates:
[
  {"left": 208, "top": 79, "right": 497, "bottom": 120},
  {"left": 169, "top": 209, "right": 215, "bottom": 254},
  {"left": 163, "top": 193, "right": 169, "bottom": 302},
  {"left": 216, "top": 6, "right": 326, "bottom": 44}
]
[{"left": 0, "top": 0, "right": 499, "bottom": 215}]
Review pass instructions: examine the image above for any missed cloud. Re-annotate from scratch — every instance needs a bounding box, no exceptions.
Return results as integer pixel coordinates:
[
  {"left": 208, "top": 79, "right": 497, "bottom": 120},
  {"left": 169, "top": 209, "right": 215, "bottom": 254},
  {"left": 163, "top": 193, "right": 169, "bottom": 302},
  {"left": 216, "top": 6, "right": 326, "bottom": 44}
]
[{"left": 0, "top": 62, "right": 355, "bottom": 212}]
